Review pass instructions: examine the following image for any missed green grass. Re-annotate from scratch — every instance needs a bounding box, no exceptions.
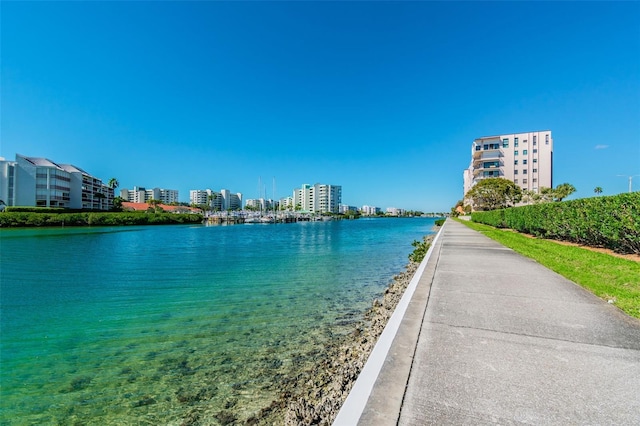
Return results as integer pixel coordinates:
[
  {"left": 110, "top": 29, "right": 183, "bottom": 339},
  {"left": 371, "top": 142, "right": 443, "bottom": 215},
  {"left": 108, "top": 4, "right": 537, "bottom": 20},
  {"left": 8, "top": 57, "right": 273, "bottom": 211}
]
[{"left": 457, "top": 219, "right": 640, "bottom": 319}]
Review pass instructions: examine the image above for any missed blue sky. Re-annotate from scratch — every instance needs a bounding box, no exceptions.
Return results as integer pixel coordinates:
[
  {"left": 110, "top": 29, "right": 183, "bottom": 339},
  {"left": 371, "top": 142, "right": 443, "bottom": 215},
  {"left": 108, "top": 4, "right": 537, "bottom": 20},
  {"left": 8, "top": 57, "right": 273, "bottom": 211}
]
[{"left": 2, "top": 1, "right": 639, "bottom": 212}]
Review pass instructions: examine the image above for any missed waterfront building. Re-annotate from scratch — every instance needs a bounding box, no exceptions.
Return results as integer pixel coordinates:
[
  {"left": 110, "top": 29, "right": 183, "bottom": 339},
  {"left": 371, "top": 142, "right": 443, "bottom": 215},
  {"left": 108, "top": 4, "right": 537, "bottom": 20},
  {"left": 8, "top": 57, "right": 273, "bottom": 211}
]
[
  {"left": 386, "top": 207, "right": 404, "bottom": 216},
  {"left": 121, "top": 187, "right": 179, "bottom": 204},
  {"left": 189, "top": 189, "right": 242, "bottom": 211},
  {"left": 221, "top": 189, "right": 242, "bottom": 211},
  {"left": 361, "top": 205, "right": 381, "bottom": 216},
  {"left": 279, "top": 196, "right": 294, "bottom": 211},
  {"left": 189, "top": 189, "right": 222, "bottom": 210},
  {"left": 293, "top": 183, "right": 342, "bottom": 214},
  {"left": 339, "top": 205, "right": 358, "bottom": 214},
  {"left": 463, "top": 130, "right": 553, "bottom": 196},
  {"left": 0, "top": 154, "right": 113, "bottom": 210},
  {"left": 189, "top": 189, "right": 211, "bottom": 206},
  {"left": 245, "top": 198, "right": 274, "bottom": 211}
]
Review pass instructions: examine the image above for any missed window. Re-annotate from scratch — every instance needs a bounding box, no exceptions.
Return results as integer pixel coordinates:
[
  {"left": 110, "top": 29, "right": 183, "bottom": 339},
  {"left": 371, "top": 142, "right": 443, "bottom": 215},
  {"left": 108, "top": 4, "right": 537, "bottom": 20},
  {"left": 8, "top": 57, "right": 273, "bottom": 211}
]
[
  {"left": 523, "top": 149, "right": 528, "bottom": 155},
  {"left": 514, "top": 179, "right": 519, "bottom": 184},
  {"left": 523, "top": 159, "right": 527, "bottom": 165},
  {"left": 502, "top": 138, "right": 509, "bottom": 148},
  {"left": 545, "top": 134, "right": 549, "bottom": 144},
  {"left": 523, "top": 179, "right": 528, "bottom": 184},
  {"left": 514, "top": 160, "right": 518, "bottom": 165},
  {"left": 514, "top": 150, "right": 518, "bottom": 156},
  {"left": 533, "top": 135, "right": 537, "bottom": 144},
  {"left": 533, "top": 139, "right": 537, "bottom": 146},
  {"left": 533, "top": 158, "right": 538, "bottom": 163},
  {"left": 475, "top": 145, "right": 481, "bottom": 151},
  {"left": 514, "top": 137, "right": 519, "bottom": 147},
  {"left": 533, "top": 178, "right": 537, "bottom": 183},
  {"left": 523, "top": 169, "right": 528, "bottom": 174},
  {"left": 514, "top": 170, "right": 518, "bottom": 175},
  {"left": 533, "top": 149, "right": 538, "bottom": 153},
  {"left": 533, "top": 168, "right": 537, "bottom": 173},
  {"left": 483, "top": 144, "right": 488, "bottom": 150}
]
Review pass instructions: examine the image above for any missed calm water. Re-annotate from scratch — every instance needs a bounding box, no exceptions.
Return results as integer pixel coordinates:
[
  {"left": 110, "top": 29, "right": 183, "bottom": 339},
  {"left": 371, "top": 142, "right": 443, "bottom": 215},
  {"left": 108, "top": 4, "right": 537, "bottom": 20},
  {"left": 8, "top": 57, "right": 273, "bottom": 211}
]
[{"left": 0, "top": 218, "right": 436, "bottom": 424}]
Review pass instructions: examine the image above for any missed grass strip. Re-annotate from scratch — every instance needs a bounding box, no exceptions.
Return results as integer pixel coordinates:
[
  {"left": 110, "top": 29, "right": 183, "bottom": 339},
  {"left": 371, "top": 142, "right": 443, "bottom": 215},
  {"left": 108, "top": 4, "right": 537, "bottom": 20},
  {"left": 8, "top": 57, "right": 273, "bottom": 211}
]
[{"left": 456, "top": 219, "right": 640, "bottom": 319}]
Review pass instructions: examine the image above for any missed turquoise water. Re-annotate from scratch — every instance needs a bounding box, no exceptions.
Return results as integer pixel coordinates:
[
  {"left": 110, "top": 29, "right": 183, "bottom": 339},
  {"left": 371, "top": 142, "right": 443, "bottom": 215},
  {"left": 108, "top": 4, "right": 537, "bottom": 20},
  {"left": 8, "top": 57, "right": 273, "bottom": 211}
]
[{"left": 0, "top": 218, "right": 436, "bottom": 424}]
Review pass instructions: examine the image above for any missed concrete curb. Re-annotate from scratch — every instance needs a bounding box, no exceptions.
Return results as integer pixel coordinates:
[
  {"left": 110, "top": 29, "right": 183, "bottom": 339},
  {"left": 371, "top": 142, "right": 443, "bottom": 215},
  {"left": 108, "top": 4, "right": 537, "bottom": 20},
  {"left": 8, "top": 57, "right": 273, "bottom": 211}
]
[{"left": 332, "top": 222, "right": 445, "bottom": 425}]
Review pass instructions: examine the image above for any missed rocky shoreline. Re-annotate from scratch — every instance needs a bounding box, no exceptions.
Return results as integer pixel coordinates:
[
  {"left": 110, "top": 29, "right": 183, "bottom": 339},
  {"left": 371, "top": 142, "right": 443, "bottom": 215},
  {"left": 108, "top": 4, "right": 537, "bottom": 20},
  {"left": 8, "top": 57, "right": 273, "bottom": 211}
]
[
  {"left": 177, "top": 232, "right": 436, "bottom": 426},
  {"left": 276, "top": 233, "right": 436, "bottom": 425}
]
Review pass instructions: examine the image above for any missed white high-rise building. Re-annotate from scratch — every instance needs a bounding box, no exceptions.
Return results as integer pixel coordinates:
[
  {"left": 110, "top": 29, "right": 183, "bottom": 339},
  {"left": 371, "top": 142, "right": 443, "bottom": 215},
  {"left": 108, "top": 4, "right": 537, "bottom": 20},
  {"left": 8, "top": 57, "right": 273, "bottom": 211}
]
[
  {"left": 121, "top": 187, "right": 179, "bottom": 204},
  {"left": 190, "top": 189, "right": 211, "bottom": 206},
  {"left": 463, "top": 130, "right": 553, "bottom": 196},
  {"left": 189, "top": 189, "right": 242, "bottom": 210},
  {"left": 221, "top": 189, "right": 243, "bottom": 211},
  {"left": 293, "top": 183, "right": 342, "bottom": 213},
  {"left": 361, "top": 205, "right": 380, "bottom": 216}
]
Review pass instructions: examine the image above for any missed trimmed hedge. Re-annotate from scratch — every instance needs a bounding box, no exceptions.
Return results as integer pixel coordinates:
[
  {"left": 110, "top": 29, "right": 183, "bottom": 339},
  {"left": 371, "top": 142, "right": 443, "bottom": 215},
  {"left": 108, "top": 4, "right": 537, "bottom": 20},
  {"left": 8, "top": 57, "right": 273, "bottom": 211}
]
[
  {"left": 0, "top": 211, "right": 204, "bottom": 227},
  {"left": 471, "top": 192, "right": 640, "bottom": 254}
]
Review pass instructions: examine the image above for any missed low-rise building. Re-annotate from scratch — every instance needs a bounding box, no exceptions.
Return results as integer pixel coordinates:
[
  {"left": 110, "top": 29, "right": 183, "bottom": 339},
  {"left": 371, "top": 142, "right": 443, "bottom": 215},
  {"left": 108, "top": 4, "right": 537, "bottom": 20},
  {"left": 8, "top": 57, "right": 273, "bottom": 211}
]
[
  {"left": 386, "top": 207, "right": 404, "bottom": 216},
  {"left": 279, "top": 196, "right": 294, "bottom": 210},
  {"left": 0, "top": 154, "right": 113, "bottom": 210}
]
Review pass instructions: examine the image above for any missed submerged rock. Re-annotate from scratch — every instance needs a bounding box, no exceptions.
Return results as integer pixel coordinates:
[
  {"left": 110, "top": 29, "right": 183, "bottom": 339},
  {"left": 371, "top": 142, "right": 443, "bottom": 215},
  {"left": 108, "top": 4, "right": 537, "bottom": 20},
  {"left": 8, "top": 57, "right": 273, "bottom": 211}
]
[{"left": 277, "top": 237, "right": 431, "bottom": 425}]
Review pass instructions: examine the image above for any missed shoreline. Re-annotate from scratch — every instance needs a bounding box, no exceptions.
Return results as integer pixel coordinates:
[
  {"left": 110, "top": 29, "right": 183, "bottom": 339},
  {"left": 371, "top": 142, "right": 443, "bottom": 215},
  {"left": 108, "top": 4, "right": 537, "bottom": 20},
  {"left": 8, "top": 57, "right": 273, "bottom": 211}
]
[{"left": 258, "top": 232, "right": 436, "bottom": 425}]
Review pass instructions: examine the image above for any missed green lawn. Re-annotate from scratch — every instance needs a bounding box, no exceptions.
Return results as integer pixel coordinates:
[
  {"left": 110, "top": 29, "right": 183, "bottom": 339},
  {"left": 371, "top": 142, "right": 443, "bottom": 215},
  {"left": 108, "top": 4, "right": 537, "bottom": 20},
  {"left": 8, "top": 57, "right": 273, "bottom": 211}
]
[{"left": 457, "top": 219, "right": 640, "bottom": 319}]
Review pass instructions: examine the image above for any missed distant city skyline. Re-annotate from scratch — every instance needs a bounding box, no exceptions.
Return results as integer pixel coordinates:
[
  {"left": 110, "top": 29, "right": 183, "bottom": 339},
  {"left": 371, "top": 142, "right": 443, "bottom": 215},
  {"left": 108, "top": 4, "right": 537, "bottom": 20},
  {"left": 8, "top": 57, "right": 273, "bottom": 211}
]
[{"left": 2, "top": 2, "right": 638, "bottom": 211}]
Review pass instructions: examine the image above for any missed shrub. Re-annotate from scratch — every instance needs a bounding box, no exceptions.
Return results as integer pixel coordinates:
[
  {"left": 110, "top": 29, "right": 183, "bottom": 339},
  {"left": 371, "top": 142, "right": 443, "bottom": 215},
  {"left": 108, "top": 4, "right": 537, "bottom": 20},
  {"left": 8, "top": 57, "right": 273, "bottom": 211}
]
[
  {"left": 0, "top": 211, "right": 204, "bottom": 228},
  {"left": 409, "top": 237, "right": 431, "bottom": 263},
  {"left": 471, "top": 193, "right": 640, "bottom": 254}
]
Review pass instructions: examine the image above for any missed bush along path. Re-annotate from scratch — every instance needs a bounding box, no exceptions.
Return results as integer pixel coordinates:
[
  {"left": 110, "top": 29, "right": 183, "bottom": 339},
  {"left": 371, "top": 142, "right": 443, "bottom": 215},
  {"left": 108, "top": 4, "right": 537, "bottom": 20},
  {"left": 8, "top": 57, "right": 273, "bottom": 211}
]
[{"left": 470, "top": 192, "right": 640, "bottom": 254}]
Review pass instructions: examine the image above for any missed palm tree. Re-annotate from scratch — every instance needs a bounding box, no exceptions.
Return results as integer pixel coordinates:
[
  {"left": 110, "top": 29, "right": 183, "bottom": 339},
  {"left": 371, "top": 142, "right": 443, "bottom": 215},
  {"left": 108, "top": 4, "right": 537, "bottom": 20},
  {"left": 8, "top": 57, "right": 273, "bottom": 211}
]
[
  {"left": 594, "top": 186, "right": 603, "bottom": 195},
  {"left": 552, "top": 183, "right": 577, "bottom": 202},
  {"left": 147, "top": 198, "right": 162, "bottom": 213},
  {"left": 108, "top": 178, "right": 119, "bottom": 190},
  {"left": 207, "top": 193, "right": 219, "bottom": 212}
]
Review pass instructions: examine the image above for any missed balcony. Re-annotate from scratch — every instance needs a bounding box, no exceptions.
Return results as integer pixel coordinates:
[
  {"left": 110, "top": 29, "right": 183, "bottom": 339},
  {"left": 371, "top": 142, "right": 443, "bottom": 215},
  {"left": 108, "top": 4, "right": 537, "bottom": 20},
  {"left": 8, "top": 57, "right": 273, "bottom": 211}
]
[
  {"left": 473, "top": 160, "right": 503, "bottom": 178},
  {"left": 473, "top": 153, "right": 503, "bottom": 167}
]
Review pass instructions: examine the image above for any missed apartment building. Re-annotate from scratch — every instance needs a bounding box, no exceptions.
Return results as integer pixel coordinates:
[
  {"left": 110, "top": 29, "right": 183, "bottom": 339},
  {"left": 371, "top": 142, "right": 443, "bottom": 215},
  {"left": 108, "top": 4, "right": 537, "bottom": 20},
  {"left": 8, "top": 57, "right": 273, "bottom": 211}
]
[
  {"left": 293, "top": 183, "right": 342, "bottom": 213},
  {"left": 0, "top": 154, "right": 114, "bottom": 209},
  {"left": 463, "top": 130, "right": 553, "bottom": 196},
  {"left": 361, "top": 205, "right": 381, "bottom": 215},
  {"left": 189, "top": 189, "right": 242, "bottom": 210},
  {"left": 121, "top": 187, "right": 179, "bottom": 204},
  {"left": 386, "top": 207, "right": 404, "bottom": 216},
  {"left": 221, "top": 189, "right": 243, "bottom": 211},
  {"left": 189, "top": 189, "right": 211, "bottom": 206},
  {"left": 279, "top": 196, "right": 294, "bottom": 210},
  {"left": 245, "top": 198, "right": 275, "bottom": 211},
  {"left": 339, "top": 205, "right": 358, "bottom": 214}
]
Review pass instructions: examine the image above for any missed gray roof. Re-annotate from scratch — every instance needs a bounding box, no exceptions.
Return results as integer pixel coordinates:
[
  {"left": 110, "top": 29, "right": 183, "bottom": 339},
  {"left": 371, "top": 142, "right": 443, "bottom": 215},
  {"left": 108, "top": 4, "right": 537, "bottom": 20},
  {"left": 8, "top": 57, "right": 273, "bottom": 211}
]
[{"left": 19, "top": 154, "right": 64, "bottom": 169}]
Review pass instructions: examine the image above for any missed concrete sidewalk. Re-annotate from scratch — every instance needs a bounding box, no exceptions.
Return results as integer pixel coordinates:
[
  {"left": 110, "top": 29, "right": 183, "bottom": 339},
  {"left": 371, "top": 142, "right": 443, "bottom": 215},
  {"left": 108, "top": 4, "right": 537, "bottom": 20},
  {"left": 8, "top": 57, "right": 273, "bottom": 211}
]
[{"left": 338, "top": 219, "right": 640, "bottom": 425}]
